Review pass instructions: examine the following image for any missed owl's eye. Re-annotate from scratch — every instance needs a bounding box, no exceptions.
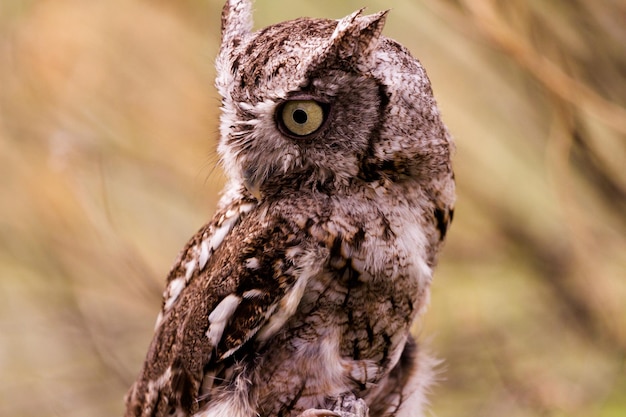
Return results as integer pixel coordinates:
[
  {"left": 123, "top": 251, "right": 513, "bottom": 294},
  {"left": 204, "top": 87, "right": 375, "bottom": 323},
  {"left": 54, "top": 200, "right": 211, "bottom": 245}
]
[{"left": 278, "top": 100, "right": 327, "bottom": 137}]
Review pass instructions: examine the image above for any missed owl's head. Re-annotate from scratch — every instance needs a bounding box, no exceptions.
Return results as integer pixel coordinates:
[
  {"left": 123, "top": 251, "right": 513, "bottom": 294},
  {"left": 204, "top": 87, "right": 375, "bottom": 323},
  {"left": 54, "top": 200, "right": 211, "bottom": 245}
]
[{"left": 216, "top": 0, "right": 453, "bottom": 199}]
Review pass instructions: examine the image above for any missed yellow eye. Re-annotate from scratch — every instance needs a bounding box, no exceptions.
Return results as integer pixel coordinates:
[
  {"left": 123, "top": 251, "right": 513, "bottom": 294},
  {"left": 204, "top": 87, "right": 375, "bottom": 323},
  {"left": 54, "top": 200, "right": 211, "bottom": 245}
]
[{"left": 279, "top": 100, "right": 326, "bottom": 137}]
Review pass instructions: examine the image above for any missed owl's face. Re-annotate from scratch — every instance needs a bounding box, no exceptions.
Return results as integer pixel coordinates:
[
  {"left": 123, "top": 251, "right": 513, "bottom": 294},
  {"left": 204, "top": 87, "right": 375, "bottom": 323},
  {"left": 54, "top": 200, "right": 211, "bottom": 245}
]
[{"left": 216, "top": 4, "right": 452, "bottom": 199}]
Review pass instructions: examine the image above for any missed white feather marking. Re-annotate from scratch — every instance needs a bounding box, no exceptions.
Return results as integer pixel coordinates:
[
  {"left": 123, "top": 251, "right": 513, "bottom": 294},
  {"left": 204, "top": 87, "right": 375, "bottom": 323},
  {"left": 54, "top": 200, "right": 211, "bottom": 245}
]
[
  {"left": 242, "top": 288, "right": 265, "bottom": 299},
  {"left": 199, "top": 240, "right": 210, "bottom": 270},
  {"left": 151, "top": 366, "right": 173, "bottom": 389},
  {"left": 244, "top": 257, "right": 259, "bottom": 270},
  {"left": 198, "top": 202, "right": 255, "bottom": 275},
  {"left": 219, "top": 301, "right": 279, "bottom": 360},
  {"left": 238, "top": 101, "right": 254, "bottom": 111},
  {"left": 144, "top": 366, "right": 172, "bottom": 413},
  {"left": 256, "top": 268, "right": 310, "bottom": 342},
  {"left": 209, "top": 216, "right": 237, "bottom": 252},
  {"left": 283, "top": 276, "right": 307, "bottom": 314},
  {"left": 208, "top": 294, "right": 242, "bottom": 322},
  {"left": 154, "top": 311, "right": 164, "bottom": 330},
  {"left": 144, "top": 367, "right": 189, "bottom": 417},
  {"left": 185, "top": 259, "right": 197, "bottom": 282},
  {"left": 206, "top": 294, "right": 242, "bottom": 346},
  {"left": 238, "top": 202, "right": 255, "bottom": 215},
  {"left": 164, "top": 277, "right": 185, "bottom": 311}
]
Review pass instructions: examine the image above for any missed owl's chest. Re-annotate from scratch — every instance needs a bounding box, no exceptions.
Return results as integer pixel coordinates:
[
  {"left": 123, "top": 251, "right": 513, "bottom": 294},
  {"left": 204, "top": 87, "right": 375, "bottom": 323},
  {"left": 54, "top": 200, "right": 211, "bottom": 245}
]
[
  {"left": 299, "top": 261, "right": 418, "bottom": 364},
  {"left": 303, "top": 195, "right": 431, "bottom": 333},
  {"left": 251, "top": 193, "right": 432, "bottom": 414},
  {"left": 253, "top": 262, "right": 421, "bottom": 415}
]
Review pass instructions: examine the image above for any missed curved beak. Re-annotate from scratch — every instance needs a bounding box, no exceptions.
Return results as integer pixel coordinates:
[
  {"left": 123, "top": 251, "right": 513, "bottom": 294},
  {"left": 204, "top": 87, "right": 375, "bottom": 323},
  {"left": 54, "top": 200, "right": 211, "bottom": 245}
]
[{"left": 243, "top": 169, "right": 263, "bottom": 201}]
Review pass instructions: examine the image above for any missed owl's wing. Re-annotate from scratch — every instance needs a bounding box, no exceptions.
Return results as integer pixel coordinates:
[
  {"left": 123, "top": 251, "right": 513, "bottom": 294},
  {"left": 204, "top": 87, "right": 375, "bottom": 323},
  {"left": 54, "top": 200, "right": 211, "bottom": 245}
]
[{"left": 124, "top": 200, "right": 327, "bottom": 417}]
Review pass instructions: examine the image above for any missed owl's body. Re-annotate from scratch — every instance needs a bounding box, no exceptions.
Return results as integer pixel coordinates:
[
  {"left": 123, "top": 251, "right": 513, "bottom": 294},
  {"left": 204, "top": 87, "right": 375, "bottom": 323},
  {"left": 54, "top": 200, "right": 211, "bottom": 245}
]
[{"left": 125, "top": 2, "right": 454, "bottom": 417}]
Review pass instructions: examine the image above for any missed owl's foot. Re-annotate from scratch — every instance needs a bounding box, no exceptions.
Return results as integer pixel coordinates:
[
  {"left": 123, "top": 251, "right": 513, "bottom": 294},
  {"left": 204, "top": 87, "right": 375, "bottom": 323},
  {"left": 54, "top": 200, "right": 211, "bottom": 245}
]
[{"left": 330, "top": 393, "right": 369, "bottom": 417}]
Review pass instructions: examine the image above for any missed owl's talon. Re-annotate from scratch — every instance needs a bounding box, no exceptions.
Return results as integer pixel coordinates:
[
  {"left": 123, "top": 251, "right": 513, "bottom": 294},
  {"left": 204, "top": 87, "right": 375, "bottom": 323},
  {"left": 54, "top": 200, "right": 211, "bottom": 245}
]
[{"left": 330, "top": 394, "right": 369, "bottom": 417}]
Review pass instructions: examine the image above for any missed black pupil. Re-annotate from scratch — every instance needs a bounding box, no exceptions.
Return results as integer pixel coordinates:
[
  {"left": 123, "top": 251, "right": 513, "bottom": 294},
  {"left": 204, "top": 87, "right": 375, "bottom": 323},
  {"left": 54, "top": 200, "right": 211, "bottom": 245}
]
[{"left": 292, "top": 109, "right": 308, "bottom": 124}]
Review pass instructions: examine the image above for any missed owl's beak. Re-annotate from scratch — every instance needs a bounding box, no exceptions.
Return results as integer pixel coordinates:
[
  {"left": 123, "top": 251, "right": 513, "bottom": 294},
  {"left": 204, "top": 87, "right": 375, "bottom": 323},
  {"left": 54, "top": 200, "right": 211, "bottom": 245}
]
[{"left": 243, "top": 171, "right": 263, "bottom": 201}]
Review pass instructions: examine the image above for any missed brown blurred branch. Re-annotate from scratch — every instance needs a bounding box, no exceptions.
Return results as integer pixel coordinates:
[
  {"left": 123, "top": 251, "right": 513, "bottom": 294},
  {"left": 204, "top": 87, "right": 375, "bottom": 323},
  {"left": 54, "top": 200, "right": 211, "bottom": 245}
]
[{"left": 432, "top": 0, "right": 626, "bottom": 135}]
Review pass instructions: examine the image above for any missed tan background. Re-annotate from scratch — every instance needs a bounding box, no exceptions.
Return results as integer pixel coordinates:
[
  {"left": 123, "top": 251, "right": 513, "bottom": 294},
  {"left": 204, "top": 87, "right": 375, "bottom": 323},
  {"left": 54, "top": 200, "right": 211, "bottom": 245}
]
[{"left": 1, "top": 1, "right": 624, "bottom": 416}]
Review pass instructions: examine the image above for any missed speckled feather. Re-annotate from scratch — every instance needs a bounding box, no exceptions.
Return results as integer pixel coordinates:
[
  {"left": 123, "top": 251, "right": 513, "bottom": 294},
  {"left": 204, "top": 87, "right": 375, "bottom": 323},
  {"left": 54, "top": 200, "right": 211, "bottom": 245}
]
[{"left": 125, "top": 1, "right": 454, "bottom": 416}]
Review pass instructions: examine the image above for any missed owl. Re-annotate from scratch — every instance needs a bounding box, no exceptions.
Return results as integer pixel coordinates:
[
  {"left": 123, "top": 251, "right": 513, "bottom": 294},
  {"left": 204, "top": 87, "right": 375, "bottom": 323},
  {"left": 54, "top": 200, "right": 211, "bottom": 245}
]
[{"left": 124, "top": 1, "right": 455, "bottom": 417}]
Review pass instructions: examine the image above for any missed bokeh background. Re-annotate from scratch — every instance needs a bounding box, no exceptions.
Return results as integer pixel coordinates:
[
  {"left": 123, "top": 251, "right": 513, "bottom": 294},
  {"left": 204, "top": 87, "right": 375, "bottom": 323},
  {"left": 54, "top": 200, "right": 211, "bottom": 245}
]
[{"left": 1, "top": 0, "right": 624, "bottom": 416}]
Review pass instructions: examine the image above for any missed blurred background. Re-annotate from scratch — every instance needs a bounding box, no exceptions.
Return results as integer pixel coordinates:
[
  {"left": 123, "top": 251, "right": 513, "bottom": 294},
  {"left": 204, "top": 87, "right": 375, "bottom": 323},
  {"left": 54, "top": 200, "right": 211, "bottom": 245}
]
[{"left": 1, "top": 0, "right": 624, "bottom": 416}]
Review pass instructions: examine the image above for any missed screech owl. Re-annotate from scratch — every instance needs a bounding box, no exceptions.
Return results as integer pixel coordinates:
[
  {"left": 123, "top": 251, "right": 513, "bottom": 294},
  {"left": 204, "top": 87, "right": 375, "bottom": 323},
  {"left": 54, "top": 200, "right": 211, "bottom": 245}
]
[{"left": 124, "top": 1, "right": 455, "bottom": 417}]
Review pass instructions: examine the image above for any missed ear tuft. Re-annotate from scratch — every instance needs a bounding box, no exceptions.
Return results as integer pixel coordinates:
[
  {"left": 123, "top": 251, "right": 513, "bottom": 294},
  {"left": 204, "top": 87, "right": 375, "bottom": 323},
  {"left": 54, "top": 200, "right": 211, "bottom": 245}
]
[
  {"left": 216, "top": 0, "right": 254, "bottom": 94},
  {"left": 330, "top": 8, "right": 366, "bottom": 43},
  {"left": 355, "top": 10, "right": 389, "bottom": 56},
  {"left": 220, "top": 0, "right": 254, "bottom": 54},
  {"left": 329, "top": 9, "right": 390, "bottom": 65}
]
